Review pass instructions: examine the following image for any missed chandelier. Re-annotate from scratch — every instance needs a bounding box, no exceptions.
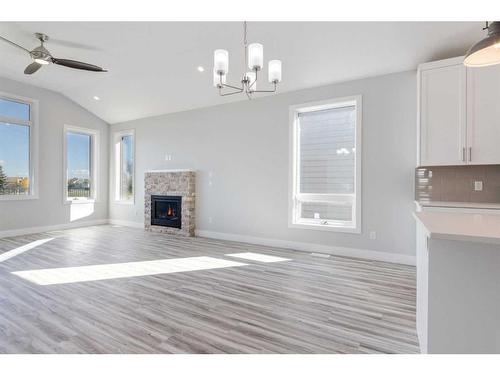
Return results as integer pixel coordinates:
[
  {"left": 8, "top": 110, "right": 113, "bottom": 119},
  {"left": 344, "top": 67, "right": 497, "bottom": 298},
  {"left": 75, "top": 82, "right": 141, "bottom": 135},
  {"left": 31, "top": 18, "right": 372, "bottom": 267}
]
[{"left": 213, "top": 22, "right": 282, "bottom": 98}]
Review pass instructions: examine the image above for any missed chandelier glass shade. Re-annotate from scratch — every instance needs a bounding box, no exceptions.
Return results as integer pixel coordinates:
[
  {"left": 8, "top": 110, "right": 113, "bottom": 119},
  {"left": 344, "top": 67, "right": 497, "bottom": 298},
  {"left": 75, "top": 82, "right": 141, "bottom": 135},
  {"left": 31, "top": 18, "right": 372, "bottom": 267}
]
[{"left": 213, "top": 22, "right": 282, "bottom": 98}]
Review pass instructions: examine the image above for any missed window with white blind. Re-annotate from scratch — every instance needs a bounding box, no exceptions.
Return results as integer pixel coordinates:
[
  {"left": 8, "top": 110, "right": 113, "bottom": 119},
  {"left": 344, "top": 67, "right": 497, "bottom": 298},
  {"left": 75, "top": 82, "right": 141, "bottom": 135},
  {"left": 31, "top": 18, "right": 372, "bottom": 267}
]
[{"left": 289, "top": 96, "right": 362, "bottom": 232}]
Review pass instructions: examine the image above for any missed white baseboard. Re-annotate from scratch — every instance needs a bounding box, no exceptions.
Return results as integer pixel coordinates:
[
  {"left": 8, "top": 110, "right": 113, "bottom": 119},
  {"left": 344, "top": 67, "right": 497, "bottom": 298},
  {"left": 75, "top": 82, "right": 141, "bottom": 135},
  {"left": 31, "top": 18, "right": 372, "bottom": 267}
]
[
  {"left": 108, "top": 219, "right": 143, "bottom": 229},
  {"left": 0, "top": 219, "right": 415, "bottom": 266},
  {"left": 196, "top": 229, "right": 416, "bottom": 266},
  {"left": 0, "top": 219, "right": 109, "bottom": 239}
]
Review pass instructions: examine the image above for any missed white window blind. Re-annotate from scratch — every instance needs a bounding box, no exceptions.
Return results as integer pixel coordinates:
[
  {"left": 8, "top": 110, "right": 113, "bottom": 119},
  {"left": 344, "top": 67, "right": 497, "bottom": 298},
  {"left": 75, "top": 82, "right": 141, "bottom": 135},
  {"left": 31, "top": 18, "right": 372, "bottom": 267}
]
[{"left": 290, "top": 97, "right": 361, "bottom": 232}]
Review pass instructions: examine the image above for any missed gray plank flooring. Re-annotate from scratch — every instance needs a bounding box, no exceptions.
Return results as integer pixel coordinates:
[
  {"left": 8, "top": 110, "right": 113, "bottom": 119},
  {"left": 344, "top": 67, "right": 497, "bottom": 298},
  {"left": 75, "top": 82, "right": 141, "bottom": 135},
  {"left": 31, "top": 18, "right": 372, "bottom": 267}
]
[{"left": 0, "top": 225, "right": 419, "bottom": 353}]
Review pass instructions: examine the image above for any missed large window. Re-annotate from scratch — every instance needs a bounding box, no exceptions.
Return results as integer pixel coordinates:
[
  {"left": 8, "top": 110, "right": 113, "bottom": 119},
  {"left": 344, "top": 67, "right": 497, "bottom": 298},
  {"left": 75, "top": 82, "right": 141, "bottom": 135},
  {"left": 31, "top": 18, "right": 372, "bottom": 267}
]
[
  {"left": 63, "top": 125, "right": 99, "bottom": 203},
  {"left": 289, "top": 96, "right": 362, "bottom": 232},
  {"left": 114, "top": 130, "right": 135, "bottom": 202},
  {"left": 0, "top": 94, "right": 38, "bottom": 200}
]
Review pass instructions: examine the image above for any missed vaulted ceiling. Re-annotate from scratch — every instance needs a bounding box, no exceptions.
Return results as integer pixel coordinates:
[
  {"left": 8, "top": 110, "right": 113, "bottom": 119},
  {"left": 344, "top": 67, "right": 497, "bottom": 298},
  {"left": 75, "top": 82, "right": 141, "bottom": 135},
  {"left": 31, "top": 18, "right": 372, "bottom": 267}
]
[{"left": 0, "top": 22, "right": 484, "bottom": 124}]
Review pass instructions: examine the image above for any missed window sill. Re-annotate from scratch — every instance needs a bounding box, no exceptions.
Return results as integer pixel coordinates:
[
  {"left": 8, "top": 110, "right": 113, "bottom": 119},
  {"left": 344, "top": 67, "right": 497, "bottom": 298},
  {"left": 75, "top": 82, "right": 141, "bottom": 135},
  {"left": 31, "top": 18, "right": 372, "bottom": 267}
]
[
  {"left": 289, "top": 221, "right": 361, "bottom": 234},
  {"left": 64, "top": 199, "right": 97, "bottom": 205},
  {"left": 114, "top": 200, "right": 135, "bottom": 205},
  {"left": 0, "top": 194, "right": 38, "bottom": 201}
]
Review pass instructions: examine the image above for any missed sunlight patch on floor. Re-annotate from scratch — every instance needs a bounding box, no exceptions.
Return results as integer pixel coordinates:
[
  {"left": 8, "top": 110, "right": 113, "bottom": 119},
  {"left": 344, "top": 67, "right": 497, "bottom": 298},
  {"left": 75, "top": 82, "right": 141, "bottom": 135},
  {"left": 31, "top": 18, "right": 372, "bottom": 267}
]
[
  {"left": 226, "top": 252, "right": 291, "bottom": 263},
  {"left": 0, "top": 238, "right": 54, "bottom": 263},
  {"left": 11, "top": 256, "right": 248, "bottom": 285}
]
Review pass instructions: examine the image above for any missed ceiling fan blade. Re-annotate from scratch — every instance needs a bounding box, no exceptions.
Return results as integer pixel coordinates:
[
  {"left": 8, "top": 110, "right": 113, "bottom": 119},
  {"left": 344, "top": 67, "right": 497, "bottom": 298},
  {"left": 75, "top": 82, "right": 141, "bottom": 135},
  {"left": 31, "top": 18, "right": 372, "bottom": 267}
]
[
  {"left": 51, "top": 58, "right": 107, "bottom": 72},
  {"left": 24, "top": 62, "right": 42, "bottom": 75}
]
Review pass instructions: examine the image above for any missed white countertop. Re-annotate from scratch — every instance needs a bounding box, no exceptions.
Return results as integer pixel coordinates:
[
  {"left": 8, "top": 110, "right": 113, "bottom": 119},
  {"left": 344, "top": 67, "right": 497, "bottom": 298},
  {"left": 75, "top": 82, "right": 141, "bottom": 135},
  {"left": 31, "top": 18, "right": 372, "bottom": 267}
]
[{"left": 414, "top": 209, "right": 500, "bottom": 245}]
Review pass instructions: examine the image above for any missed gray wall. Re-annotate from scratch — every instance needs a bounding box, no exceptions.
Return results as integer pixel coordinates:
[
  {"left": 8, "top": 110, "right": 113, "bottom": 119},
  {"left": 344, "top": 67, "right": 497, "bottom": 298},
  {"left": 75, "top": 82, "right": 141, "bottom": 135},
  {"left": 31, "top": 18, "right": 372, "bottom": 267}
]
[
  {"left": 0, "top": 76, "right": 109, "bottom": 231},
  {"left": 110, "top": 70, "right": 417, "bottom": 258}
]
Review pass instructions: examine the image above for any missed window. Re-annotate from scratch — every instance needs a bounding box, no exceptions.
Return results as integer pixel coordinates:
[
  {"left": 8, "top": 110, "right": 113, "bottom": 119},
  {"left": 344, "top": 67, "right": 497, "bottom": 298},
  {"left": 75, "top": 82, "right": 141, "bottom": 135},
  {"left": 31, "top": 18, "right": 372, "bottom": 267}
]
[
  {"left": 114, "top": 130, "right": 135, "bottom": 202},
  {"left": 63, "top": 125, "right": 99, "bottom": 203},
  {"left": 0, "top": 94, "right": 38, "bottom": 200},
  {"left": 289, "top": 96, "right": 362, "bottom": 232}
]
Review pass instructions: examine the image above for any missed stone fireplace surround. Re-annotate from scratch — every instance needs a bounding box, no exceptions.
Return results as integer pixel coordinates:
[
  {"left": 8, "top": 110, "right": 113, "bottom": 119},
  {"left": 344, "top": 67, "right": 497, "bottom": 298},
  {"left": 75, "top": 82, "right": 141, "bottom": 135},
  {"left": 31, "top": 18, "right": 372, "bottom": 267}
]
[{"left": 144, "top": 170, "right": 195, "bottom": 236}]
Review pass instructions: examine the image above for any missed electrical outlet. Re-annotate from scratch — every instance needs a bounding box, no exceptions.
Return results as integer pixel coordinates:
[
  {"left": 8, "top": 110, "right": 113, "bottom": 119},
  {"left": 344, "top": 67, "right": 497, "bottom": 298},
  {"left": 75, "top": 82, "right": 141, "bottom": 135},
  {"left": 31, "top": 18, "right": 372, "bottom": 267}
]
[
  {"left": 474, "top": 181, "right": 483, "bottom": 191},
  {"left": 369, "top": 231, "right": 377, "bottom": 240}
]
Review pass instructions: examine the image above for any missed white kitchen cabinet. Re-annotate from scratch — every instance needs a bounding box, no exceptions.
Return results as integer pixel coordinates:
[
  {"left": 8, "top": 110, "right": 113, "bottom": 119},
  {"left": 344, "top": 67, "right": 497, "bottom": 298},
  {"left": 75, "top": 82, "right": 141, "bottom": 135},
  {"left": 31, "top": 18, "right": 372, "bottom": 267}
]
[
  {"left": 418, "top": 58, "right": 466, "bottom": 166},
  {"left": 466, "top": 63, "right": 500, "bottom": 165},
  {"left": 415, "top": 220, "right": 429, "bottom": 353},
  {"left": 414, "top": 208, "right": 500, "bottom": 353},
  {"left": 418, "top": 57, "right": 500, "bottom": 166}
]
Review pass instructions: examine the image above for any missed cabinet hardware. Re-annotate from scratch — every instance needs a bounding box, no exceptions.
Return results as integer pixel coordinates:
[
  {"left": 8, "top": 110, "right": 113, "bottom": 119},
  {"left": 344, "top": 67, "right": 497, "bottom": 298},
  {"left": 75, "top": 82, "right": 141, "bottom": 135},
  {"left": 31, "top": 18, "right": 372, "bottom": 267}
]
[
  {"left": 462, "top": 147, "right": 466, "bottom": 162},
  {"left": 469, "top": 147, "right": 472, "bottom": 162}
]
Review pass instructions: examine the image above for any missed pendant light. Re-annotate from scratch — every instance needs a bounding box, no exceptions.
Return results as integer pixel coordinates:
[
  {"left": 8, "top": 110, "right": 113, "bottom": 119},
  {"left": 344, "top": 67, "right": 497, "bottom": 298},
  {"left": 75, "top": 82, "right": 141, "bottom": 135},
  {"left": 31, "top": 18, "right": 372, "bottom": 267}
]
[
  {"left": 464, "top": 21, "right": 500, "bottom": 67},
  {"left": 213, "top": 22, "right": 282, "bottom": 98}
]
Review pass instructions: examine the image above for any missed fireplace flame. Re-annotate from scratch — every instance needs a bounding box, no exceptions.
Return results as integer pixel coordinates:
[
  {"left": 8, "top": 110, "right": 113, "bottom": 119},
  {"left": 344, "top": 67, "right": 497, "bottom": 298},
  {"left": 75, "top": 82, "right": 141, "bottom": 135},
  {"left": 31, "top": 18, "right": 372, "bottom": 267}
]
[{"left": 167, "top": 206, "right": 175, "bottom": 217}]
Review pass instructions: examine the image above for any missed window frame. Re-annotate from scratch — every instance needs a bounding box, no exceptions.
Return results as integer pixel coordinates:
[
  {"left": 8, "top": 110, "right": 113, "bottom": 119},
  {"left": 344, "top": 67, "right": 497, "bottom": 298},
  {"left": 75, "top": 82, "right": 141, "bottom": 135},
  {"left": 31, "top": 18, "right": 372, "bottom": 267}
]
[
  {"left": 0, "top": 92, "right": 39, "bottom": 201},
  {"left": 288, "top": 95, "right": 362, "bottom": 233},
  {"left": 113, "top": 129, "right": 135, "bottom": 204},
  {"left": 63, "top": 124, "right": 100, "bottom": 204}
]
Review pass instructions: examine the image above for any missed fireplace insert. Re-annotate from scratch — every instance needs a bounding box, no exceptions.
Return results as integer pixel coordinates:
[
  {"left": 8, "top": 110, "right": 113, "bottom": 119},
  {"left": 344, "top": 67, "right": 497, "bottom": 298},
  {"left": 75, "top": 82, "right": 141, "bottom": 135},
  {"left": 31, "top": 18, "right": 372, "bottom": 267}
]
[{"left": 151, "top": 195, "right": 182, "bottom": 228}]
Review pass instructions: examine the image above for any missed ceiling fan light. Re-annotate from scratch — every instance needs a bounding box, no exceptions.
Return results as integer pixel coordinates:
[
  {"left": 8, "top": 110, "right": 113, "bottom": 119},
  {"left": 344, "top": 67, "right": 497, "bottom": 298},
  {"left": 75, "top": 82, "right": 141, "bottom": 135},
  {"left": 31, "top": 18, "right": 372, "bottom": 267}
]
[
  {"left": 248, "top": 43, "right": 263, "bottom": 70},
  {"left": 34, "top": 58, "right": 49, "bottom": 65},
  {"left": 464, "top": 22, "right": 500, "bottom": 67},
  {"left": 214, "top": 49, "right": 229, "bottom": 75}
]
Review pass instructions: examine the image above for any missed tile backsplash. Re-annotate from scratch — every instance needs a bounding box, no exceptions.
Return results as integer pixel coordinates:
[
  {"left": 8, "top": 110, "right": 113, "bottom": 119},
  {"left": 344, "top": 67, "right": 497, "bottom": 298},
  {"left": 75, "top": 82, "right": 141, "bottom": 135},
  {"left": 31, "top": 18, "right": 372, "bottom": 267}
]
[{"left": 415, "top": 165, "right": 500, "bottom": 203}]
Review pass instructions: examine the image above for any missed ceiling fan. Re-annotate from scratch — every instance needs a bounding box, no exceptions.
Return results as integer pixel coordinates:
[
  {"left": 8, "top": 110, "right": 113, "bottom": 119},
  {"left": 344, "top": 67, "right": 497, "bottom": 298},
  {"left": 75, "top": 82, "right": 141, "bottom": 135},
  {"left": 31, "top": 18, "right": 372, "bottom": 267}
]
[{"left": 0, "top": 32, "right": 107, "bottom": 75}]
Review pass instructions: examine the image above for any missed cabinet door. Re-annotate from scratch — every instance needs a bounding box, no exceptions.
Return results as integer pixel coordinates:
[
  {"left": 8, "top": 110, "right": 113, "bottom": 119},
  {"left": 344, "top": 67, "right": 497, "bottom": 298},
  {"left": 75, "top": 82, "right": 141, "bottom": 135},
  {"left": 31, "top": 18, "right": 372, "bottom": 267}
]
[
  {"left": 415, "top": 221, "right": 429, "bottom": 353},
  {"left": 466, "top": 64, "right": 500, "bottom": 165},
  {"left": 419, "top": 64, "right": 467, "bottom": 166}
]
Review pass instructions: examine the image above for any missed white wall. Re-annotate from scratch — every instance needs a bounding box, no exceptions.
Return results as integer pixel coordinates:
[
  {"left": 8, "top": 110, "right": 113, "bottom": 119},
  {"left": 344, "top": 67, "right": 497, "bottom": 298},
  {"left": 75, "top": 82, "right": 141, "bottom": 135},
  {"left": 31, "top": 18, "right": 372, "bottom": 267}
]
[
  {"left": 110, "top": 71, "right": 417, "bottom": 262},
  {"left": 0, "top": 76, "right": 109, "bottom": 234}
]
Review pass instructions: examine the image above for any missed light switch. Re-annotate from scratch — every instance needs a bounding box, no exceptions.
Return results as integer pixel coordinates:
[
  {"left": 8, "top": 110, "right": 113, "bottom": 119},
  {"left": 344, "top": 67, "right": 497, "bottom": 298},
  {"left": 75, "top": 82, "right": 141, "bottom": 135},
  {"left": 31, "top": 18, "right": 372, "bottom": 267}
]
[
  {"left": 165, "top": 154, "right": 172, "bottom": 161},
  {"left": 474, "top": 181, "right": 483, "bottom": 191}
]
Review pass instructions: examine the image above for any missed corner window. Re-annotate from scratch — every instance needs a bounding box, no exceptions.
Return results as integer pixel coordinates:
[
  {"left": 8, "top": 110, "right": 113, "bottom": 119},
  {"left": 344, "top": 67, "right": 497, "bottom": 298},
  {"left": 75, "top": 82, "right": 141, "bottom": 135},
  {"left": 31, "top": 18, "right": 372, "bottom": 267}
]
[
  {"left": 63, "top": 125, "right": 99, "bottom": 203},
  {"left": 289, "top": 96, "right": 362, "bottom": 233},
  {"left": 0, "top": 94, "right": 38, "bottom": 200},
  {"left": 114, "top": 130, "right": 135, "bottom": 202}
]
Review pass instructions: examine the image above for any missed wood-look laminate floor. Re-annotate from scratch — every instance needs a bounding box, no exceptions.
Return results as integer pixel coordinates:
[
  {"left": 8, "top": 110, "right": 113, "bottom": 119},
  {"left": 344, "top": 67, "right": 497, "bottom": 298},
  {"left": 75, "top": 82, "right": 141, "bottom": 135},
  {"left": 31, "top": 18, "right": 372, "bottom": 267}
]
[{"left": 0, "top": 225, "right": 419, "bottom": 353}]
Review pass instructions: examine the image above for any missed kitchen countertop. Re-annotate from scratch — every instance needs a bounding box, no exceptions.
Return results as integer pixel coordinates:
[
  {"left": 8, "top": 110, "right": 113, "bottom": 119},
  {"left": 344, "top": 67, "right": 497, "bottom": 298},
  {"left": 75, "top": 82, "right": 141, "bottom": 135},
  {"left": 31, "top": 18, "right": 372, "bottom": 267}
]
[
  {"left": 414, "top": 209, "right": 500, "bottom": 245},
  {"left": 416, "top": 201, "right": 500, "bottom": 210}
]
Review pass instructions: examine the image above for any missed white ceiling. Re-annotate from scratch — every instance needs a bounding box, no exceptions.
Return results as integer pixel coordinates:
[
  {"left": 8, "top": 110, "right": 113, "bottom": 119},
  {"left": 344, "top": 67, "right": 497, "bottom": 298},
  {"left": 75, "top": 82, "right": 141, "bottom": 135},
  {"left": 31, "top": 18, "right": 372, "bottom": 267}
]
[{"left": 0, "top": 22, "right": 484, "bottom": 124}]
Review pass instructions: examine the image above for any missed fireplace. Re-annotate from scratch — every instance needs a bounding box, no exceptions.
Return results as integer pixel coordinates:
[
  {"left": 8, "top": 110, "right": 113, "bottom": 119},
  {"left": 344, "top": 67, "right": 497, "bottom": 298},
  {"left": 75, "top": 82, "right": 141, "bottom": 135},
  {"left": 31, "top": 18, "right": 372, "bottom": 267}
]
[{"left": 151, "top": 195, "right": 182, "bottom": 228}]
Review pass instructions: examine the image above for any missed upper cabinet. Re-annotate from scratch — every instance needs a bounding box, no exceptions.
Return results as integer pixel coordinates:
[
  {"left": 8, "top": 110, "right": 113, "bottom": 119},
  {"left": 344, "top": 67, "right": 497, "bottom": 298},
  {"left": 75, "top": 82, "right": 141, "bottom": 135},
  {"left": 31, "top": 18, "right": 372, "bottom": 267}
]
[
  {"left": 466, "top": 64, "right": 500, "bottom": 165},
  {"left": 418, "top": 56, "right": 500, "bottom": 166}
]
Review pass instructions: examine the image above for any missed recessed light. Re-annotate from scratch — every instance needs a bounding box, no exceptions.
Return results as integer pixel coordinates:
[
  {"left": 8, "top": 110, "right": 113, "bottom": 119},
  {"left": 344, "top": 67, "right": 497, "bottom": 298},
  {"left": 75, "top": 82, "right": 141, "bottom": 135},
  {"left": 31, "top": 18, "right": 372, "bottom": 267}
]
[
  {"left": 197, "top": 66, "right": 205, "bottom": 72},
  {"left": 93, "top": 96, "right": 100, "bottom": 101}
]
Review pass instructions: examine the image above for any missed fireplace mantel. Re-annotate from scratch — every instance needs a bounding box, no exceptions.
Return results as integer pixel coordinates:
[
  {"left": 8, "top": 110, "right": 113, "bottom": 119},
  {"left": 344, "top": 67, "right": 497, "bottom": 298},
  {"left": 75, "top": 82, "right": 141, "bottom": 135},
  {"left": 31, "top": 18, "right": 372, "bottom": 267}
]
[{"left": 144, "top": 170, "right": 195, "bottom": 236}]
